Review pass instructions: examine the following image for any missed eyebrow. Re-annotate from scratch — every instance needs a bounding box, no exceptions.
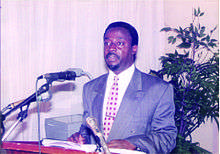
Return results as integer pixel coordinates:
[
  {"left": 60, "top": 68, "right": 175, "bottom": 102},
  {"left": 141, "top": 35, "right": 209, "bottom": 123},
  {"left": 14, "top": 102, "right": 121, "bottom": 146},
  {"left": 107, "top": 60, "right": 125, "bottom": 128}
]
[{"left": 104, "top": 37, "right": 126, "bottom": 40}]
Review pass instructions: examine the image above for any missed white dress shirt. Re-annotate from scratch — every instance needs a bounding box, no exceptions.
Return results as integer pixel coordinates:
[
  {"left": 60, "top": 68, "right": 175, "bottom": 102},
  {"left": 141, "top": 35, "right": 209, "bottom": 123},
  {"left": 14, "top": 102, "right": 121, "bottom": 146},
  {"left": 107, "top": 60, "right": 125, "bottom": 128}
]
[{"left": 102, "top": 64, "right": 135, "bottom": 124}]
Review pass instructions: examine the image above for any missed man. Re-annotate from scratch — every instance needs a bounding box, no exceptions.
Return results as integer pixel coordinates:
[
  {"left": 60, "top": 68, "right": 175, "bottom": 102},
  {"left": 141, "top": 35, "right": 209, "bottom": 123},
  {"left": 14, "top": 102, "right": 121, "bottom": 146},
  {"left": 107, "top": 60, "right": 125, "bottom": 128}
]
[{"left": 68, "top": 21, "right": 177, "bottom": 153}]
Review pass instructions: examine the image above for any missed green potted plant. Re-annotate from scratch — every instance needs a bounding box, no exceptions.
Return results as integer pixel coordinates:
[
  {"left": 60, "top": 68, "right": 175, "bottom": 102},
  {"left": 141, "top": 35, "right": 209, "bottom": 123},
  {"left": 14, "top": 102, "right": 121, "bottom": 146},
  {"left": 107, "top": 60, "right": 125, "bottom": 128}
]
[{"left": 153, "top": 8, "right": 218, "bottom": 153}]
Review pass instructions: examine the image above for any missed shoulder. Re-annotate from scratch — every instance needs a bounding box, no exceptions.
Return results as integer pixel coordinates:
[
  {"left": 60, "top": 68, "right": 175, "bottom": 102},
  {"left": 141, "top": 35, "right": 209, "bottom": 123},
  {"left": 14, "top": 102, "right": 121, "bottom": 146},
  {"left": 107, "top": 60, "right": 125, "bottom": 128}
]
[
  {"left": 83, "top": 73, "right": 108, "bottom": 89},
  {"left": 135, "top": 68, "right": 166, "bottom": 83},
  {"left": 135, "top": 68, "right": 172, "bottom": 90}
]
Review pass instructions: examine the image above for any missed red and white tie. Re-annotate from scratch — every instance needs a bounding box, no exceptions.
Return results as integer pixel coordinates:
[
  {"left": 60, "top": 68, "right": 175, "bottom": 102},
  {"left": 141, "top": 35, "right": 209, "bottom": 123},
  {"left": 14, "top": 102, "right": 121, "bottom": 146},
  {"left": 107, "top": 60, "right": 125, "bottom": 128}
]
[{"left": 103, "top": 76, "right": 119, "bottom": 140}]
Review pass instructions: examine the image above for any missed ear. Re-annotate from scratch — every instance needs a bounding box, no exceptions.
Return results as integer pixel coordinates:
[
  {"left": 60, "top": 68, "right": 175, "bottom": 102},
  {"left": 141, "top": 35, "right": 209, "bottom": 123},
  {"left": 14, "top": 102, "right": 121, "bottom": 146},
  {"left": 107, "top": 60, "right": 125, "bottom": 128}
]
[{"left": 131, "top": 45, "right": 138, "bottom": 55}]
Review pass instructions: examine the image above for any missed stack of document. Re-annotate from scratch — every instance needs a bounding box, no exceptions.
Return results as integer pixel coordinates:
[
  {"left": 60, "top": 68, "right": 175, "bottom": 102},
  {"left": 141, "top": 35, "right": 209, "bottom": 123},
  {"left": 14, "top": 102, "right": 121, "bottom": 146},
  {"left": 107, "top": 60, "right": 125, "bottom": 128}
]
[
  {"left": 42, "top": 139, "right": 97, "bottom": 152},
  {"left": 42, "top": 138, "right": 146, "bottom": 154}
]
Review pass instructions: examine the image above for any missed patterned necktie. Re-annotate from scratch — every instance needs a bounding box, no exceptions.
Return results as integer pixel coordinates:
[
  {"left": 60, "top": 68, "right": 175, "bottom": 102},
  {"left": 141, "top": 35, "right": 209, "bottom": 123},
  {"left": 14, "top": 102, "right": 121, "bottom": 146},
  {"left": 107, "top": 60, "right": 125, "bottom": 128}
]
[{"left": 103, "top": 76, "right": 119, "bottom": 140}]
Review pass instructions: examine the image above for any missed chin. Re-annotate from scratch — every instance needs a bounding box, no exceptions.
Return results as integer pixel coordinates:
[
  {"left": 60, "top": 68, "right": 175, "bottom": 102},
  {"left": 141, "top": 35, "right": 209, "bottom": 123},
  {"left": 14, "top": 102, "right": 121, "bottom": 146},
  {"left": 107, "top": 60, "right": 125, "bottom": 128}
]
[{"left": 107, "top": 64, "right": 120, "bottom": 71}]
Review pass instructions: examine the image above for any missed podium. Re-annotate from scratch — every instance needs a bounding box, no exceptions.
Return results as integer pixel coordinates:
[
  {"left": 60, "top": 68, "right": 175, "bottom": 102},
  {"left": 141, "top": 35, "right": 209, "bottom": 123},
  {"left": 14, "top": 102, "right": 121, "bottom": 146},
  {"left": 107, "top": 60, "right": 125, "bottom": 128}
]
[{"left": 1, "top": 141, "right": 97, "bottom": 154}]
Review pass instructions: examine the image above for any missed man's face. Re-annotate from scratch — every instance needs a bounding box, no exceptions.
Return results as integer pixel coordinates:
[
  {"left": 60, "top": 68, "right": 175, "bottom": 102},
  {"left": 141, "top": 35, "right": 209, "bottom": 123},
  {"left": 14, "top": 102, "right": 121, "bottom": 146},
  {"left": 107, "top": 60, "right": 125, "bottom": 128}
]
[{"left": 104, "top": 27, "right": 137, "bottom": 74}]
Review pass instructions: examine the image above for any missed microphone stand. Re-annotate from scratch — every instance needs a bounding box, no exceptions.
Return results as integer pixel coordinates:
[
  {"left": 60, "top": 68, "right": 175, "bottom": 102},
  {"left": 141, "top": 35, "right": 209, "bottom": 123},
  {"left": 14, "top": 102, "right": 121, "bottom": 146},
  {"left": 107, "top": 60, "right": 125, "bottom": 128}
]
[{"left": 1, "top": 82, "right": 50, "bottom": 141}]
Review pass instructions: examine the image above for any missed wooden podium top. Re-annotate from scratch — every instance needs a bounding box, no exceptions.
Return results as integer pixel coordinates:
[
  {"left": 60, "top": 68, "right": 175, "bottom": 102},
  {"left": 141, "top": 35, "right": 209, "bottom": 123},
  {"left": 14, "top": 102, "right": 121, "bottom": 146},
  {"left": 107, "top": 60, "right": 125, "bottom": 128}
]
[{"left": 1, "top": 141, "right": 98, "bottom": 154}]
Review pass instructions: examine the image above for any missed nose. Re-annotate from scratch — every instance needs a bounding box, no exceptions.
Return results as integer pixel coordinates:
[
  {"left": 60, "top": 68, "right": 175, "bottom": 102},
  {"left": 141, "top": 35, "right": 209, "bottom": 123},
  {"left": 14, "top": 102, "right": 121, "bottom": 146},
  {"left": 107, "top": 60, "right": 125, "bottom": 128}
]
[{"left": 109, "top": 42, "right": 117, "bottom": 51}]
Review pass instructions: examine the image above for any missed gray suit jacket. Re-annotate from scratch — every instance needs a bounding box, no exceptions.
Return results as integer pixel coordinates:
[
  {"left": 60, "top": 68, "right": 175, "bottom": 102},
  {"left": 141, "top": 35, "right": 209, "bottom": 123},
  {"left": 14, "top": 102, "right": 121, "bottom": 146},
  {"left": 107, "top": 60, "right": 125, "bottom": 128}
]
[{"left": 79, "top": 68, "right": 177, "bottom": 153}]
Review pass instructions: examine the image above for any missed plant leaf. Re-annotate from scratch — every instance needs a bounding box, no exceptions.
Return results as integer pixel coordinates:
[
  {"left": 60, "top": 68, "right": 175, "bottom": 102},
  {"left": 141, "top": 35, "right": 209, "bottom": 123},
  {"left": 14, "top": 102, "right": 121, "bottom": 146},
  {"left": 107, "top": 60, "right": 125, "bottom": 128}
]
[
  {"left": 161, "top": 27, "right": 172, "bottom": 32},
  {"left": 198, "top": 7, "right": 201, "bottom": 14},
  {"left": 200, "top": 12, "right": 204, "bottom": 16},
  {"left": 177, "top": 42, "right": 191, "bottom": 48},
  {"left": 194, "top": 8, "right": 197, "bottom": 16},
  {"left": 172, "top": 38, "right": 177, "bottom": 44}
]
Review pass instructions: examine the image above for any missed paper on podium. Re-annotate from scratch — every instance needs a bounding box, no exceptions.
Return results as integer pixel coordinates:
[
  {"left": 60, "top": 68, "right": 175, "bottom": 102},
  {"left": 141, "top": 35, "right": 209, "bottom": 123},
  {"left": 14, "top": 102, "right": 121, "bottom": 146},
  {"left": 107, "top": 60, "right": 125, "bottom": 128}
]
[
  {"left": 42, "top": 139, "right": 146, "bottom": 154},
  {"left": 110, "top": 148, "right": 146, "bottom": 154},
  {"left": 42, "top": 139, "right": 97, "bottom": 152}
]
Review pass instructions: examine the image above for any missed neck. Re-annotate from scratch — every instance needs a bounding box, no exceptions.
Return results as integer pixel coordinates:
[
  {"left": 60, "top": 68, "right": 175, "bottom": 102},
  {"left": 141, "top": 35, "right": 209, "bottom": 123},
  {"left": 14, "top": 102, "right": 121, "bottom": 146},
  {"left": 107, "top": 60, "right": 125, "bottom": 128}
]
[{"left": 112, "top": 63, "right": 134, "bottom": 75}]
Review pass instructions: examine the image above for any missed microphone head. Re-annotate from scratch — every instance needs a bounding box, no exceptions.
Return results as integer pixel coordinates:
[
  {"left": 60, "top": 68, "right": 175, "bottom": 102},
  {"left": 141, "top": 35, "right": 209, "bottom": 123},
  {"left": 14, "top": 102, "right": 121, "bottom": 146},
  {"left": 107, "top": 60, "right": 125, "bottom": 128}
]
[
  {"left": 41, "top": 71, "right": 76, "bottom": 83},
  {"left": 86, "top": 117, "right": 96, "bottom": 125},
  {"left": 86, "top": 117, "right": 99, "bottom": 135},
  {"left": 62, "top": 71, "right": 76, "bottom": 80},
  {"left": 66, "top": 68, "right": 85, "bottom": 77},
  {"left": 37, "top": 69, "right": 83, "bottom": 83}
]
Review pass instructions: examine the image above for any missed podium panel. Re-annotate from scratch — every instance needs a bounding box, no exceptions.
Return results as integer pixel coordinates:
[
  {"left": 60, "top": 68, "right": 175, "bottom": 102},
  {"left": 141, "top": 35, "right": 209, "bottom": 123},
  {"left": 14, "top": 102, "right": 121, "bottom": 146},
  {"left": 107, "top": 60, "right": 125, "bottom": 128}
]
[
  {"left": 45, "top": 114, "right": 82, "bottom": 140},
  {"left": 1, "top": 141, "right": 97, "bottom": 154}
]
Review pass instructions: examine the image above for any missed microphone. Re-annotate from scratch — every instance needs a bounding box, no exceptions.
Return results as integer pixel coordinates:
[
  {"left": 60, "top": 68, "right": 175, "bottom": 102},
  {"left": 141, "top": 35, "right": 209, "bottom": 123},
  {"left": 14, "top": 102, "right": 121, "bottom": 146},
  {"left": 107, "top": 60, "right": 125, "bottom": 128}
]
[
  {"left": 1, "top": 99, "right": 25, "bottom": 115},
  {"left": 41, "top": 71, "right": 76, "bottom": 81},
  {"left": 37, "top": 68, "right": 86, "bottom": 82},
  {"left": 6, "top": 99, "right": 25, "bottom": 110},
  {"left": 86, "top": 117, "right": 111, "bottom": 154}
]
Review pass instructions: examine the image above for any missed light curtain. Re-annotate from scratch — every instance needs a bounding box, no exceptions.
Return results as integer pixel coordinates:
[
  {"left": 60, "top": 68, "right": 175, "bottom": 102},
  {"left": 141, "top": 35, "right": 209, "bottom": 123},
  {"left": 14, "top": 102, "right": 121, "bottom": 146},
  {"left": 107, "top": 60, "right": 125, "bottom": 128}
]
[{"left": 1, "top": 0, "right": 166, "bottom": 141}]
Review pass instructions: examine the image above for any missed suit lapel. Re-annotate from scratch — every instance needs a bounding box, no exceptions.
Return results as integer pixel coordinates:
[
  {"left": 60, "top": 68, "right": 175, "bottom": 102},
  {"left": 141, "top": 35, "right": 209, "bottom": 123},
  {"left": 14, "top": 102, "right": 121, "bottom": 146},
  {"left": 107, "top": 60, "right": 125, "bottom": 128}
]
[
  {"left": 107, "top": 69, "right": 145, "bottom": 141},
  {"left": 91, "top": 74, "right": 108, "bottom": 131}
]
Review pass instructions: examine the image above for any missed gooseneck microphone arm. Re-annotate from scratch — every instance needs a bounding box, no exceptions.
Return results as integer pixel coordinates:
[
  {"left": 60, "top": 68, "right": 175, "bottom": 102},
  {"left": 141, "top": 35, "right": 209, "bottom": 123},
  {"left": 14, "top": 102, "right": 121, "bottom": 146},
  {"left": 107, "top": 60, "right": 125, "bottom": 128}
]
[
  {"left": 1, "top": 82, "right": 50, "bottom": 141},
  {"left": 86, "top": 117, "right": 111, "bottom": 154},
  {"left": 2, "top": 82, "right": 50, "bottom": 121}
]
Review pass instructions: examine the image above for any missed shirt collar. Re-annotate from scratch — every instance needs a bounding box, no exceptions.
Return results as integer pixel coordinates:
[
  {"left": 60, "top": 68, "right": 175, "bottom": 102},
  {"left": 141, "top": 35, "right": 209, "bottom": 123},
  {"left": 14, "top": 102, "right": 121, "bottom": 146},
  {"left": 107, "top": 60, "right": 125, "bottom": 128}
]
[{"left": 108, "top": 64, "right": 135, "bottom": 80}]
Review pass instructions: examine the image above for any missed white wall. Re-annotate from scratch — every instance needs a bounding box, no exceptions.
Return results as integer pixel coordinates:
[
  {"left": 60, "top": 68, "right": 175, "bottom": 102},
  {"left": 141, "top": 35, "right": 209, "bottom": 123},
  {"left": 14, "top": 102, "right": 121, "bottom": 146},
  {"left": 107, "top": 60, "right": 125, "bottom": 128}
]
[{"left": 1, "top": 0, "right": 218, "bottom": 153}]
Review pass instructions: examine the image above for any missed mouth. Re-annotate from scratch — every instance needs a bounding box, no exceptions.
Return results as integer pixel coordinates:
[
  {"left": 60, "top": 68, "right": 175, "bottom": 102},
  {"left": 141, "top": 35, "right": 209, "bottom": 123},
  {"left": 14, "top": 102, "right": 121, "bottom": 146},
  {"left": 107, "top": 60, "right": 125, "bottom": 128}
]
[{"left": 105, "top": 53, "right": 120, "bottom": 62}]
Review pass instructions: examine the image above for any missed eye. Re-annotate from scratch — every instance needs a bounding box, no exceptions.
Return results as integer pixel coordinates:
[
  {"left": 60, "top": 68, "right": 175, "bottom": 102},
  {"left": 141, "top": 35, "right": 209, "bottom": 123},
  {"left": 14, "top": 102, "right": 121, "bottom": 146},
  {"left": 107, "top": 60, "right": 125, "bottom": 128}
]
[
  {"left": 117, "top": 41, "right": 124, "bottom": 47},
  {"left": 104, "top": 41, "right": 111, "bottom": 46}
]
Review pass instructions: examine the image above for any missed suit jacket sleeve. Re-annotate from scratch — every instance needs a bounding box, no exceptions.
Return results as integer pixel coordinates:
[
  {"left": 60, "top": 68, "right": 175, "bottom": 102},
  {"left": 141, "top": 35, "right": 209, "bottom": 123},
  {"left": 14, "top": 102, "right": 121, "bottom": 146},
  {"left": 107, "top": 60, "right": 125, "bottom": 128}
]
[
  {"left": 78, "top": 78, "right": 104, "bottom": 144},
  {"left": 78, "top": 83, "right": 93, "bottom": 144},
  {"left": 125, "top": 83, "right": 177, "bottom": 153}
]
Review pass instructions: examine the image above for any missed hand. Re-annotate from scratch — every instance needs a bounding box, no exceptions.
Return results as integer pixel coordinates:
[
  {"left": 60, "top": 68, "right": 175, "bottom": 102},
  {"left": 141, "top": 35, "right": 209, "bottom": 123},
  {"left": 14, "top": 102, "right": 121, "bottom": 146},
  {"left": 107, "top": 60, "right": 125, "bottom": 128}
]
[
  {"left": 67, "top": 132, "right": 86, "bottom": 144},
  {"left": 107, "top": 139, "right": 136, "bottom": 150}
]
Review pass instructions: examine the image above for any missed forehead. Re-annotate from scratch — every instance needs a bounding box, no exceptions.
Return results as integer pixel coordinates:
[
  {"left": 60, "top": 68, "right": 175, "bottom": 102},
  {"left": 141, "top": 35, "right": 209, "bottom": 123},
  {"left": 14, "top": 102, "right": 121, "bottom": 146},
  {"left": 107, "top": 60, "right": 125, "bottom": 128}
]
[{"left": 104, "top": 27, "right": 132, "bottom": 41}]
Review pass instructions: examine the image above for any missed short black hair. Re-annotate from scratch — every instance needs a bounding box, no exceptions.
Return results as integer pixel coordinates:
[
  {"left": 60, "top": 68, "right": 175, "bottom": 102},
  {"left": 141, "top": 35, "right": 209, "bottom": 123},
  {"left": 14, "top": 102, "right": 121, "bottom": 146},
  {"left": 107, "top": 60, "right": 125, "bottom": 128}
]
[{"left": 104, "top": 21, "right": 139, "bottom": 46}]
